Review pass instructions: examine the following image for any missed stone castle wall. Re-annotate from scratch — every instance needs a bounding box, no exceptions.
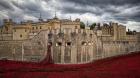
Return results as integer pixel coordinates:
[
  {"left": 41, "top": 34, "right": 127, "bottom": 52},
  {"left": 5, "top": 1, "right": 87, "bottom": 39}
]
[
  {"left": 0, "top": 40, "right": 44, "bottom": 62},
  {"left": 0, "top": 29, "right": 140, "bottom": 64}
]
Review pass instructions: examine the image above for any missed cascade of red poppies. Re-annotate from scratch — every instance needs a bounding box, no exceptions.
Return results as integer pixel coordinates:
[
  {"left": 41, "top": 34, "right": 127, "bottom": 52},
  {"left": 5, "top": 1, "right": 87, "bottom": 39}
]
[{"left": 40, "top": 44, "right": 54, "bottom": 64}]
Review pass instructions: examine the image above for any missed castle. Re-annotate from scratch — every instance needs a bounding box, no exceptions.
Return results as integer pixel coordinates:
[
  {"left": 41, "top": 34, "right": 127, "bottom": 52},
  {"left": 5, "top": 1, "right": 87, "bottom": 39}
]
[
  {"left": 0, "top": 16, "right": 140, "bottom": 64},
  {"left": 0, "top": 16, "right": 80, "bottom": 40}
]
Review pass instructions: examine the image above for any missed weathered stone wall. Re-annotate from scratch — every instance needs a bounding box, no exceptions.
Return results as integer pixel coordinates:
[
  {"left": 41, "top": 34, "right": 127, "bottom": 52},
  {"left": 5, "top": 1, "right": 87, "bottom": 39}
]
[
  {"left": 0, "top": 34, "right": 13, "bottom": 40},
  {"left": 0, "top": 40, "right": 45, "bottom": 62},
  {"left": 21, "top": 29, "right": 101, "bottom": 63},
  {"left": 27, "top": 29, "right": 140, "bottom": 64},
  {"left": 0, "top": 29, "right": 140, "bottom": 64},
  {"left": 0, "top": 41, "right": 23, "bottom": 60},
  {"left": 102, "top": 41, "right": 139, "bottom": 58}
]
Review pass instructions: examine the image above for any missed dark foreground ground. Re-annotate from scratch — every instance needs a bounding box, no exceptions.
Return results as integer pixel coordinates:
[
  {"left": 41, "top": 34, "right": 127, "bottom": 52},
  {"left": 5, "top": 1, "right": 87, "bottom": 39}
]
[{"left": 0, "top": 51, "right": 140, "bottom": 78}]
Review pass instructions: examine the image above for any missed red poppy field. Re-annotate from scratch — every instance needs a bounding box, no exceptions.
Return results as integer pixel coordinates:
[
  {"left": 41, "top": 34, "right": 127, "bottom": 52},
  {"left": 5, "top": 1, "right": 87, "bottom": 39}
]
[{"left": 0, "top": 51, "right": 140, "bottom": 78}]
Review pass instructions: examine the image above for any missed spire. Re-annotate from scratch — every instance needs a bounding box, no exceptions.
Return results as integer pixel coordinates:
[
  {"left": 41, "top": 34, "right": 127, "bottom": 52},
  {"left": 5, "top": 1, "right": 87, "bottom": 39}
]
[
  {"left": 39, "top": 13, "right": 42, "bottom": 19},
  {"left": 55, "top": 10, "right": 57, "bottom": 18},
  {"left": 39, "top": 13, "right": 43, "bottom": 22},
  {"left": 87, "top": 21, "right": 89, "bottom": 27},
  {"left": 70, "top": 16, "right": 71, "bottom": 20},
  {"left": 53, "top": 10, "right": 58, "bottom": 20}
]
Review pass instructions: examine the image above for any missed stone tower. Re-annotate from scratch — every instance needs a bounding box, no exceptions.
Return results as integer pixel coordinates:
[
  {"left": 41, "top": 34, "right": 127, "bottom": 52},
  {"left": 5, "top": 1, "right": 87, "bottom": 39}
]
[
  {"left": 2, "top": 19, "right": 13, "bottom": 34},
  {"left": 112, "top": 22, "right": 118, "bottom": 41}
]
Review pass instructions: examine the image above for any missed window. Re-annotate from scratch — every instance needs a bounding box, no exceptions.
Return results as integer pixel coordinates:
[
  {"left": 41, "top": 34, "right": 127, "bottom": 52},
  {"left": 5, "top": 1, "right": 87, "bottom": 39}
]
[
  {"left": 66, "top": 42, "right": 71, "bottom": 46},
  {"left": 36, "top": 27, "right": 38, "bottom": 29},
  {"left": 81, "top": 42, "right": 87, "bottom": 45},
  {"left": 58, "top": 42, "right": 62, "bottom": 46},
  {"left": 32, "top": 27, "right": 34, "bottom": 30},
  {"left": 38, "top": 41, "right": 41, "bottom": 45},
  {"left": 90, "top": 34, "right": 92, "bottom": 37},
  {"left": 56, "top": 42, "right": 62, "bottom": 46},
  {"left": 75, "top": 26, "right": 77, "bottom": 29},
  {"left": 25, "top": 29, "right": 27, "bottom": 32},
  {"left": 20, "top": 34, "right": 22, "bottom": 38},
  {"left": 40, "top": 26, "right": 42, "bottom": 29}
]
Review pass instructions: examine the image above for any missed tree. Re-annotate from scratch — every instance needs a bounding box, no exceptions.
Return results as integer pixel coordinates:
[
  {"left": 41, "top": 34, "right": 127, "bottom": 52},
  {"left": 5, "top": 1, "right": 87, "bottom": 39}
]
[
  {"left": 90, "top": 23, "right": 96, "bottom": 30},
  {"left": 80, "top": 22, "right": 85, "bottom": 29}
]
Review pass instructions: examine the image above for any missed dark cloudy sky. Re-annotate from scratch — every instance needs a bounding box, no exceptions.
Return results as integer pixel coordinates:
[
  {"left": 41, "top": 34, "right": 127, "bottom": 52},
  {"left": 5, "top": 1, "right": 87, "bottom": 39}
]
[{"left": 0, "top": 0, "right": 140, "bottom": 31}]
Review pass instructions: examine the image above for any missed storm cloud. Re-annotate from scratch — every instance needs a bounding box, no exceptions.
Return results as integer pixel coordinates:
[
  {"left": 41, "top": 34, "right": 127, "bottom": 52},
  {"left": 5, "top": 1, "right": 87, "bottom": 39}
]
[
  {"left": 0, "top": 0, "right": 140, "bottom": 31},
  {"left": 62, "top": 0, "right": 140, "bottom": 6}
]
